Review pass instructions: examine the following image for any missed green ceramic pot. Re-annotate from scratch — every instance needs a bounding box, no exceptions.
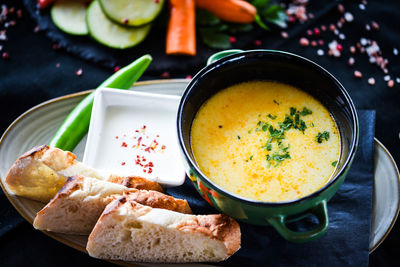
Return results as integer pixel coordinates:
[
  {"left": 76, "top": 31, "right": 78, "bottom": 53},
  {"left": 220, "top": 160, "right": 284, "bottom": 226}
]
[{"left": 177, "top": 50, "right": 359, "bottom": 243}]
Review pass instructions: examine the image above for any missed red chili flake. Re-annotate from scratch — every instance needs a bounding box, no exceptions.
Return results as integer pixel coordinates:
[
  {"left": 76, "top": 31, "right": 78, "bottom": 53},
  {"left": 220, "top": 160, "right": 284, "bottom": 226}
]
[
  {"left": 354, "top": 70, "right": 362, "bottom": 78},
  {"left": 321, "top": 25, "right": 327, "bottom": 31},
  {"left": 2, "top": 52, "right": 9, "bottom": 59},
  {"left": 229, "top": 36, "right": 236, "bottom": 43},
  {"left": 122, "top": 18, "right": 129, "bottom": 24},
  {"left": 185, "top": 75, "right": 192, "bottom": 79},
  {"left": 142, "top": 125, "right": 146, "bottom": 129},
  {"left": 154, "top": 0, "right": 160, "bottom": 3},
  {"left": 148, "top": 162, "right": 154, "bottom": 167},
  {"left": 161, "top": 71, "right": 170, "bottom": 78},
  {"left": 254, "top": 40, "right": 262, "bottom": 46},
  {"left": 56, "top": 63, "right": 60, "bottom": 68},
  {"left": 121, "top": 142, "right": 128, "bottom": 147},
  {"left": 142, "top": 144, "right": 146, "bottom": 146},
  {"left": 17, "top": 9, "right": 22, "bottom": 18},
  {"left": 115, "top": 136, "right": 119, "bottom": 139},
  {"left": 114, "top": 66, "right": 120, "bottom": 72},
  {"left": 135, "top": 130, "right": 139, "bottom": 132},
  {"left": 368, "top": 78, "right": 375, "bottom": 85},
  {"left": 281, "top": 31, "right": 288, "bottom": 39},
  {"left": 306, "top": 29, "right": 313, "bottom": 36},
  {"left": 161, "top": 145, "right": 166, "bottom": 149},
  {"left": 387, "top": 80, "right": 394, "bottom": 88},
  {"left": 318, "top": 39, "right": 324, "bottom": 45},
  {"left": 143, "top": 169, "right": 147, "bottom": 173},
  {"left": 313, "top": 28, "right": 320, "bottom": 36},
  {"left": 336, "top": 44, "right": 343, "bottom": 51},
  {"left": 350, "top": 46, "right": 356, "bottom": 53},
  {"left": 137, "top": 137, "right": 142, "bottom": 145},
  {"left": 121, "top": 162, "right": 126, "bottom": 166},
  {"left": 299, "top": 37, "right": 309, "bottom": 46},
  {"left": 142, "top": 158, "right": 146, "bottom": 162},
  {"left": 156, "top": 135, "right": 160, "bottom": 137},
  {"left": 337, "top": 4, "right": 345, "bottom": 13},
  {"left": 371, "top": 21, "right": 379, "bottom": 30},
  {"left": 148, "top": 168, "right": 153, "bottom": 174},
  {"left": 76, "top": 68, "right": 83, "bottom": 76},
  {"left": 329, "top": 24, "right": 336, "bottom": 31},
  {"left": 52, "top": 43, "right": 61, "bottom": 50}
]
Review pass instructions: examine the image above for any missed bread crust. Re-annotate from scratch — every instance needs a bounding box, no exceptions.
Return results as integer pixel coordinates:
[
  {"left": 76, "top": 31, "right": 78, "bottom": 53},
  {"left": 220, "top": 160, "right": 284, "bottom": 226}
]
[
  {"left": 5, "top": 145, "right": 163, "bottom": 202},
  {"left": 34, "top": 176, "right": 192, "bottom": 234},
  {"left": 88, "top": 197, "right": 241, "bottom": 262}
]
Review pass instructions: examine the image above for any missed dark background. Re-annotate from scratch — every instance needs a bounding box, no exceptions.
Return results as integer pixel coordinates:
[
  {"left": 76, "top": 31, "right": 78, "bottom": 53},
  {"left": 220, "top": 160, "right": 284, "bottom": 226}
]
[{"left": 0, "top": 0, "right": 399, "bottom": 266}]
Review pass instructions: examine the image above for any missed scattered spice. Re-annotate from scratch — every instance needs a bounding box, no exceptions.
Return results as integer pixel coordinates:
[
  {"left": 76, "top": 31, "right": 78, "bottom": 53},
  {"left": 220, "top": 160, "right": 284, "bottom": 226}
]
[
  {"left": 387, "top": 80, "right": 394, "bottom": 88},
  {"left": 368, "top": 77, "right": 375, "bottom": 85},
  {"left": 316, "top": 131, "right": 330, "bottom": 143},
  {"left": 299, "top": 37, "right": 309, "bottom": 46},
  {"left": 354, "top": 70, "right": 362, "bottom": 78},
  {"left": 348, "top": 57, "right": 355, "bottom": 66},
  {"left": 161, "top": 71, "right": 170, "bottom": 78},
  {"left": 113, "top": 66, "right": 121, "bottom": 72},
  {"left": 75, "top": 68, "right": 83, "bottom": 76}
]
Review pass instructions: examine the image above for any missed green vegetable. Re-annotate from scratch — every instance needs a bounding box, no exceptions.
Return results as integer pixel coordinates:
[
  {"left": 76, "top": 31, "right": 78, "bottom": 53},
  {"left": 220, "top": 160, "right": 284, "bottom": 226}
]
[
  {"left": 51, "top": 0, "right": 88, "bottom": 36},
  {"left": 332, "top": 161, "right": 338, "bottom": 167},
  {"left": 99, "top": 0, "right": 165, "bottom": 27},
  {"left": 49, "top": 54, "right": 152, "bottom": 151},
  {"left": 316, "top": 131, "right": 330, "bottom": 143},
  {"left": 267, "top": 114, "right": 277, "bottom": 120},
  {"left": 86, "top": 1, "right": 151, "bottom": 49}
]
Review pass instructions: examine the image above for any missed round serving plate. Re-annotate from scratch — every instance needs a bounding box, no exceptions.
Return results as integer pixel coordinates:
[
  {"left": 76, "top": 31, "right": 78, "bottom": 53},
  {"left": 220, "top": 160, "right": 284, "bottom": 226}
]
[{"left": 0, "top": 80, "right": 398, "bottom": 265}]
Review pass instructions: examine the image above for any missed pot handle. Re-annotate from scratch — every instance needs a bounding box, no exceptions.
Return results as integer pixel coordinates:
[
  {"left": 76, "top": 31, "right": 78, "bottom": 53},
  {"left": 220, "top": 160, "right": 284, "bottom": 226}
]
[
  {"left": 266, "top": 200, "right": 329, "bottom": 243},
  {"left": 206, "top": 49, "right": 244, "bottom": 65}
]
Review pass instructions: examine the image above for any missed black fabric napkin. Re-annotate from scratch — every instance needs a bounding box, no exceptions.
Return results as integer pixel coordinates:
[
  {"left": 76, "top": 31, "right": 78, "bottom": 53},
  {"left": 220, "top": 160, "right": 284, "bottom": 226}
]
[{"left": 166, "top": 110, "right": 376, "bottom": 266}]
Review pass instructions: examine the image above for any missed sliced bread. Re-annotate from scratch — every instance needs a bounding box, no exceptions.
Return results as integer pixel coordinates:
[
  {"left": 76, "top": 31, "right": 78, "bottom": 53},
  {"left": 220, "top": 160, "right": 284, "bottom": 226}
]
[
  {"left": 33, "top": 175, "right": 191, "bottom": 235},
  {"left": 86, "top": 197, "right": 241, "bottom": 262},
  {"left": 5, "top": 145, "right": 162, "bottom": 202}
]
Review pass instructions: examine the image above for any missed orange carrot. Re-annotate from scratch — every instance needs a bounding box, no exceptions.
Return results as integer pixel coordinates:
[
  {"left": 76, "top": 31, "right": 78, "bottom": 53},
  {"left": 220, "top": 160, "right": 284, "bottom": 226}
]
[
  {"left": 166, "top": 0, "right": 196, "bottom": 56},
  {"left": 196, "top": 0, "right": 257, "bottom": 23}
]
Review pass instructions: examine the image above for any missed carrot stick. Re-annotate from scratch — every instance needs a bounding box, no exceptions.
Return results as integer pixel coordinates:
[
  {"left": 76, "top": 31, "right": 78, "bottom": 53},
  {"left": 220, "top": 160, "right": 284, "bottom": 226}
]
[
  {"left": 166, "top": 0, "right": 196, "bottom": 56},
  {"left": 196, "top": 0, "right": 256, "bottom": 23}
]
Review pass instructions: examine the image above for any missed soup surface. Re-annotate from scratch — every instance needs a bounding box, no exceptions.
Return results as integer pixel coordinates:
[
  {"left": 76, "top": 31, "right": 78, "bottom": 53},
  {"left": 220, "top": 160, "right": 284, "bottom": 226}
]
[{"left": 191, "top": 81, "right": 340, "bottom": 202}]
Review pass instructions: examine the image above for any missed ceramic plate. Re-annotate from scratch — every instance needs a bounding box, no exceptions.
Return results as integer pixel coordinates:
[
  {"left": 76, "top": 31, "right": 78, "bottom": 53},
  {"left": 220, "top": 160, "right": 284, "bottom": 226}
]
[{"left": 0, "top": 80, "right": 398, "bottom": 265}]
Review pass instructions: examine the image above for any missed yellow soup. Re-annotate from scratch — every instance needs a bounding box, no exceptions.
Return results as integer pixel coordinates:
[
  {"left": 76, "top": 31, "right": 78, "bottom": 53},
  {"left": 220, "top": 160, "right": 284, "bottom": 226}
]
[{"left": 191, "top": 81, "right": 340, "bottom": 202}]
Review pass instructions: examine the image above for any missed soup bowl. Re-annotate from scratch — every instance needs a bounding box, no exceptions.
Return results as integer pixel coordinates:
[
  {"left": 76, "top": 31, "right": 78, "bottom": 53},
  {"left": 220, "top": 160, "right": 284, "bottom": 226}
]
[{"left": 177, "top": 50, "right": 359, "bottom": 243}]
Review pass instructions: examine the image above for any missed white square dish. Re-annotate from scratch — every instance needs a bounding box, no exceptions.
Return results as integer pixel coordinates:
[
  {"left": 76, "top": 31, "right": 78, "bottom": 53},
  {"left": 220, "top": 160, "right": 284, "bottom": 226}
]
[{"left": 83, "top": 88, "right": 185, "bottom": 187}]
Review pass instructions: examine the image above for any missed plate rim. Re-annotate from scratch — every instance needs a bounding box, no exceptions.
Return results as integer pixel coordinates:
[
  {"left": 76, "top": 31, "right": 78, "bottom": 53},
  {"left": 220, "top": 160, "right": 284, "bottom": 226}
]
[
  {"left": 369, "top": 138, "right": 400, "bottom": 253},
  {"left": 0, "top": 79, "right": 398, "bottom": 258}
]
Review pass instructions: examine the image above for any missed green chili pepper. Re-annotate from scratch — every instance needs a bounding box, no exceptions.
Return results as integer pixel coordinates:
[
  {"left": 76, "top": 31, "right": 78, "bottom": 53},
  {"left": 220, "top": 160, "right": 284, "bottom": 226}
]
[{"left": 49, "top": 54, "right": 152, "bottom": 151}]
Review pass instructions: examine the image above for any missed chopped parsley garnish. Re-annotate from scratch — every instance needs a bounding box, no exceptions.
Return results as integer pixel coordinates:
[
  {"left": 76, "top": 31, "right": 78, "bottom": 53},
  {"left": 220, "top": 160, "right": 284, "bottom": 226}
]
[
  {"left": 273, "top": 99, "right": 279, "bottom": 105},
  {"left": 300, "top": 107, "right": 313, "bottom": 116},
  {"left": 316, "top": 131, "right": 330, "bottom": 143},
  {"left": 267, "top": 114, "right": 277, "bottom": 120},
  {"left": 310, "top": 122, "right": 315, "bottom": 127},
  {"left": 237, "top": 135, "right": 241, "bottom": 140},
  {"left": 332, "top": 161, "right": 338, "bottom": 167},
  {"left": 249, "top": 155, "right": 253, "bottom": 160},
  {"left": 248, "top": 130, "right": 252, "bottom": 134}
]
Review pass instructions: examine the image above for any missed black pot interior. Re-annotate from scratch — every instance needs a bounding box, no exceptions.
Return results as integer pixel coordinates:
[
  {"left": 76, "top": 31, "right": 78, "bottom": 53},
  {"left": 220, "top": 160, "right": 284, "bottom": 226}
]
[{"left": 179, "top": 51, "right": 358, "bottom": 183}]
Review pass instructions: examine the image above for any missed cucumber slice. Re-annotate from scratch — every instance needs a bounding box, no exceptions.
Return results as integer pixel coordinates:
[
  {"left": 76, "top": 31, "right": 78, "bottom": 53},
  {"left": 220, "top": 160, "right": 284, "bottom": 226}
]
[
  {"left": 99, "top": 0, "right": 164, "bottom": 27},
  {"left": 86, "top": 1, "right": 151, "bottom": 49},
  {"left": 51, "top": 0, "right": 89, "bottom": 36}
]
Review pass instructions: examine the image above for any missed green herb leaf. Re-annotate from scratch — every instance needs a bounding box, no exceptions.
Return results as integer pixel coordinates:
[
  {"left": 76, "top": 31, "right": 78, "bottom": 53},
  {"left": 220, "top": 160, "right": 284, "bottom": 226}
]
[
  {"left": 237, "top": 135, "right": 241, "bottom": 140},
  {"left": 250, "top": 155, "right": 254, "bottom": 160},
  {"left": 254, "top": 14, "right": 269, "bottom": 30},
  {"left": 199, "top": 28, "right": 232, "bottom": 49},
  {"left": 267, "top": 114, "right": 277, "bottom": 120},
  {"left": 310, "top": 122, "right": 315, "bottom": 127},
  {"left": 252, "top": 0, "right": 270, "bottom": 9},
  {"left": 273, "top": 99, "right": 279, "bottom": 105},
  {"left": 196, "top": 9, "right": 220, "bottom": 26},
  {"left": 332, "top": 160, "right": 338, "bottom": 167},
  {"left": 290, "top": 107, "right": 297, "bottom": 116},
  {"left": 300, "top": 107, "right": 313, "bottom": 116},
  {"left": 227, "top": 23, "right": 254, "bottom": 33},
  {"left": 316, "top": 131, "right": 330, "bottom": 143}
]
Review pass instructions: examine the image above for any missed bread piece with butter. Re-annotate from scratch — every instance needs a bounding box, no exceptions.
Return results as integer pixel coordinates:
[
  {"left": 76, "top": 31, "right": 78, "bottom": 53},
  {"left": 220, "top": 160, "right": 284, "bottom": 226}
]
[
  {"left": 33, "top": 175, "right": 191, "bottom": 235},
  {"left": 86, "top": 197, "right": 241, "bottom": 263},
  {"left": 5, "top": 145, "right": 162, "bottom": 202}
]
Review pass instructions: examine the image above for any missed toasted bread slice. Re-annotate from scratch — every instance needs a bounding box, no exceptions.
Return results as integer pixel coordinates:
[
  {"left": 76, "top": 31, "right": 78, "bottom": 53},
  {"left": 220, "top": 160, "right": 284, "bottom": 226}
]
[
  {"left": 87, "top": 197, "right": 241, "bottom": 262},
  {"left": 5, "top": 145, "right": 162, "bottom": 202},
  {"left": 33, "top": 175, "right": 191, "bottom": 235}
]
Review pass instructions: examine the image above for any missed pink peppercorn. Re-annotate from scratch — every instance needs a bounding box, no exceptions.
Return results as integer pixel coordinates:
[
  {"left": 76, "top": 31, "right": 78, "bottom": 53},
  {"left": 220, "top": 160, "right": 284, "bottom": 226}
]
[
  {"left": 161, "top": 72, "right": 170, "bottom": 78},
  {"left": 336, "top": 44, "right": 343, "bottom": 51},
  {"left": 299, "top": 37, "right": 309, "bottom": 46},
  {"left": 254, "top": 40, "right": 262, "bottom": 46},
  {"left": 354, "top": 70, "right": 362, "bottom": 78},
  {"left": 368, "top": 77, "right": 375, "bottom": 85},
  {"left": 114, "top": 66, "right": 120, "bottom": 72},
  {"left": 306, "top": 29, "right": 313, "bottom": 36},
  {"left": 313, "top": 28, "right": 320, "bottom": 35},
  {"left": 387, "top": 80, "right": 394, "bottom": 87},
  {"left": 229, "top": 36, "right": 236, "bottom": 43},
  {"left": 311, "top": 41, "right": 317, "bottom": 47}
]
